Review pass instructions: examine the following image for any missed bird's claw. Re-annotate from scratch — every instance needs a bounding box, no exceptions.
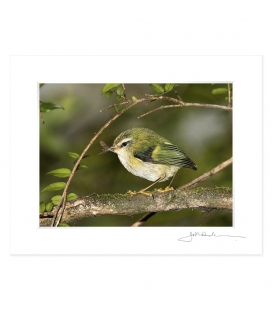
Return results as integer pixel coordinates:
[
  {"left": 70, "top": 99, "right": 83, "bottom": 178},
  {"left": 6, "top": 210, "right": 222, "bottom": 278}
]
[
  {"left": 155, "top": 186, "right": 175, "bottom": 193},
  {"left": 127, "top": 190, "right": 153, "bottom": 197}
]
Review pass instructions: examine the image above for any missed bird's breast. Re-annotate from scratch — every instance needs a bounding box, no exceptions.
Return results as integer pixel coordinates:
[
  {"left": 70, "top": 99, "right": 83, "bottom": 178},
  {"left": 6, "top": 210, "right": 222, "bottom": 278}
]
[{"left": 118, "top": 155, "right": 179, "bottom": 182}]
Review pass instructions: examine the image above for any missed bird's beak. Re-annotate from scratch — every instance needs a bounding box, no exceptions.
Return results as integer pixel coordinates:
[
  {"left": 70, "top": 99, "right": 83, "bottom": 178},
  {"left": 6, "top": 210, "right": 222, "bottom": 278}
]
[
  {"left": 99, "top": 141, "right": 114, "bottom": 154},
  {"left": 99, "top": 141, "right": 118, "bottom": 154},
  {"left": 108, "top": 146, "right": 116, "bottom": 153}
]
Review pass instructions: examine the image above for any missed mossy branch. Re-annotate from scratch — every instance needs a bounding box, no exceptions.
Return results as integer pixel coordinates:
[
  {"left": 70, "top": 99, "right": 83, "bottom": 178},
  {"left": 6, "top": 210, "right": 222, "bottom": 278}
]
[{"left": 39, "top": 187, "right": 232, "bottom": 226}]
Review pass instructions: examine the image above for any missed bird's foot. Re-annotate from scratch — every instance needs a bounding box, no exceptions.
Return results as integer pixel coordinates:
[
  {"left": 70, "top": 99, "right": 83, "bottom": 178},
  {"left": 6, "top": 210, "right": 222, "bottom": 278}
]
[
  {"left": 127, "top": 190, "right": 153, "bottom": 197},
  {"left": 138, "top": 190, "right": 153, "bottom": 197},
  {"left": 127, "top": 190, "right": 137, "bottom": 195},
  {"left": 155, "top": 186, "right": 175, "bottom": 193}
]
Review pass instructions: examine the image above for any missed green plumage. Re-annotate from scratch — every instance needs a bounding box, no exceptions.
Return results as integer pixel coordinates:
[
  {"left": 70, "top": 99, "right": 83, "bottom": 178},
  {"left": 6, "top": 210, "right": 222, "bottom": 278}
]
[{"left": 116, "top": 128, "right": 197, "bottom": 170}]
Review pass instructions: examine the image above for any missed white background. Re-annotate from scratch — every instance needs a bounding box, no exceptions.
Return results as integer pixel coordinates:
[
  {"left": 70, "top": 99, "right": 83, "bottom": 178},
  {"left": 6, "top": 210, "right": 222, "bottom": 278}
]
[
  {"left": 1, "top": 4, "right": 272, "bottom": 310},
  {"left": 10, "top": 55, "right": 261, "bottom": 255}
]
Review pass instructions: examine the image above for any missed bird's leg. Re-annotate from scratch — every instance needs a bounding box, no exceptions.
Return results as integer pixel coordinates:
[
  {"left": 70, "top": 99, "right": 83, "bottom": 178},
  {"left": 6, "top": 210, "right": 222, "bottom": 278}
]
[
  {"left": 166, "top": 171, "right": 178, "bottom": 189},
  {"left": 127, "top": 175, "right": 165, "bottom": 197},
  {"left": 156, "top": 171, "right": 177, "bottom": 193},
  {"left": 140, "top": 175, "right": 165, "bottom": 193}
]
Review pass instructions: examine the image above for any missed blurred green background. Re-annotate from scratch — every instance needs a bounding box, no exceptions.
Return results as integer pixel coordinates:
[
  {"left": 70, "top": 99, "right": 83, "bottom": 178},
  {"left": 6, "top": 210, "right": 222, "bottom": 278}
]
[{"left": 40, "top": 83, "right": 232, "bottom": 226}]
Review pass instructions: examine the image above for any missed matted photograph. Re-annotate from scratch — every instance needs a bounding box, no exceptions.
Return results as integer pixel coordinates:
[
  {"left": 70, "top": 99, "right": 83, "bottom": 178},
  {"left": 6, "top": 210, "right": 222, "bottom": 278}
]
[{"left": 10, "top": 55, "right": 261, "bottom": 255}]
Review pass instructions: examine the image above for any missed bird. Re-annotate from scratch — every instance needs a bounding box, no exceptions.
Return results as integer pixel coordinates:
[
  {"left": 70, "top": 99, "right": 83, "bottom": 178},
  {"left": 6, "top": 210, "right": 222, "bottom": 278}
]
[{"left": 100, "top": 127, "right": 197, "bottom": 194}]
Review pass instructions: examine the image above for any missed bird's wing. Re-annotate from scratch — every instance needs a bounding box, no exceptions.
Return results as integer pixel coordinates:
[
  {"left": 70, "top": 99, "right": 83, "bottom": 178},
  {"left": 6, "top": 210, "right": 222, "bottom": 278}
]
[
  {"left": 134, "top": 142, "right": 197, "bottom": 170},
  {"left": 133, "top": 145, "right": 157, "bottom": 163}
]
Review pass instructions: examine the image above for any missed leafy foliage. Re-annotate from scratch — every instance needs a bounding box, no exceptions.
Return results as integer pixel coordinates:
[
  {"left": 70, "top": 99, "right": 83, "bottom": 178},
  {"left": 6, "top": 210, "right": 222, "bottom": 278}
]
[
  {"left": 116, "top": 85, "right": 125, "bottom": 95},
  {"left": 67, "top": 152, "right": 80, "bottom": 159},
  {"left": 101, "top": 83, "right": 126, "bottom": 103},
  {"left": 40, "top": 151, "right": 89, "bottom": 216},
  {"left": 47, "top": 168, "right": 71, "bottom": 178},
  {"left": 67, "top": 193, "right": 79, "bottom": 201},
  {"left": 164, "top": 84, "right": 175, "bottom": 92},
  {"left": 41, "top": 182, "right": 67, "bottom": 193},
  {"left": 45, "top": 202, "right": 54, "bottom": 212},
  {"left": 51, "top": 195, "right": 62, "bottom": 205},
  {"left": 58, "top": 222, "right": 70, "bottom": 227},
  {"left": 149, "top": 83, "right": 164, "bottom": 94},
  {"left": 40, "top": 202, "right": 45, "bottom": 213},
  {"left": 77, "top": 164, "right": 88, "bottom": 170},
  {"left": 101, "top": 84, "right": 120, "bottom": 94},
  {"left": 40, "top": 101, "right": 64, "bottom": 113}
]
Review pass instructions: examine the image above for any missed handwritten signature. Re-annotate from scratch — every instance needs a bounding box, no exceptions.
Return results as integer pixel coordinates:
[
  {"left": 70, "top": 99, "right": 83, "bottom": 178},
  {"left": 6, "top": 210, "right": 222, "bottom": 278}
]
[{"left": 178, "top": 232, "right": 246, "bottom": 242}]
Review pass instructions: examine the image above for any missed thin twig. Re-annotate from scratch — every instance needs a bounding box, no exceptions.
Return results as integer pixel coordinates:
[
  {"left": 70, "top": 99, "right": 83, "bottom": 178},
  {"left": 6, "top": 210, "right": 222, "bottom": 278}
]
[
  {"left": 174, "top": 89, "right": 183, "bottom": 101},
  {"left": 54, "top": 196, "right": 67, "bottom": 227},
  {"left": 179, "top": 157, "right": 232, "bottom": 190},
  {"left": 131, "top": 212, "right": 157, "bottom": 227},
  {"left": 121, "top": 84, "right": 127, "bottom": 101},
  {"left": 228, "top": 84, "right": 231, "bottom": 107},
  {"left": 131, "top": 157, "right": 233, "bottom": 227},
  {"left": 101, "top": 95, "right": 233, "bottom": 113},
  {"left": 100, "top": 98, "right": 147, "bottom": 112},
  {"left": 51, "top": 99, "right": 141, "bottom": 227},
  {"left": 138, "top": 102, "right": 232, "bottom": 118}
]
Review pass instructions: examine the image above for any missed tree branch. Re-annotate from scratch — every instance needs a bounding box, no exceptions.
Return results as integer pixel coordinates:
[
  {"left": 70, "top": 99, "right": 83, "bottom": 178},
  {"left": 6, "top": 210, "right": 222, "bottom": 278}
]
[
  {"left": 138, "top": 101, "right": 232, "bottom": 118},
  {"left": 39, "top": 187, "right": 232, "bottom": 226},
  {"left": 101, "top": 95, "right": 233, "bottom": 115},
  {"left": 131, "top": 157, "right": 232, "bottom": 227},
  {"left": 179, "top": 157, "right": 232, "bottom": 190}
]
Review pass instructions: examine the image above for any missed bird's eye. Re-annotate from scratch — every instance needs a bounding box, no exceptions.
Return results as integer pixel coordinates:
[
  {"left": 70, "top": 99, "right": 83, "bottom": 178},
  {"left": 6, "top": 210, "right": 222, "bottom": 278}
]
[{"left": 121, "top": 141, "right": 129, "bottom": 147}]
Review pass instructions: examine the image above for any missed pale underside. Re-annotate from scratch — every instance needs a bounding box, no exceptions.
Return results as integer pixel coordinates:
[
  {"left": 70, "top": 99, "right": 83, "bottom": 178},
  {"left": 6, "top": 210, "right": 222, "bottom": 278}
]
[{"left": 118, "top": 154, "right": 180, "bottom": 182}]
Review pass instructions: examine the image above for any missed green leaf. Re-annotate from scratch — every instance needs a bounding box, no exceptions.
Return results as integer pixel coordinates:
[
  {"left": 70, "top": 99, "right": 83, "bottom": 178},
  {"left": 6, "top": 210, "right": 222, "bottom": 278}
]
[
  {"left": 45, "top": 202, "right": 54, "bottom": 212},
  {"left": 77, "top": 164, "right": 88, "bottom": 170},
  {"left": 164, "top": 84, "right": 175, "bottom": 92},
  {"left": 40, "top": 101, "right": 64, "bottom": 113},
  {"left": 40, "top": 202, "right": 45, "bottom": 213},
  {"left": 115, "top": 95, "right": 123, "bottom": 101},
  {"left": 58, "top": 222, "right": 69, "bottom": 227},
  {"left": 105, "top": 91, "right": 113, "bottom": 98},
  {"left": 51, "top": 195, "right": 62, "bottom": 205},
  {"left": 41, "top": 182, "right": 66, "bottom": 193},
  {"left": 47, "top": 168, "right": 71, "bottom": 178},
  {"left": 116, "top": 85, "right": 125, "bottom": 95},
  {"left": 67, "top": 152, "right": 80, "bottom": 159},
  {"left": 212, "top": 88, "right": 228, "bottom": 95},
  {"left": 101, "top": 84, "right": 120, "bottom": 94},
  {"left": 132, "top": 96, "right": 137, "bottom": 100},
  {"left": 149, "top": 84, "right": 164, "bottom": 94},
  {"left": 67, "top": 193, "right": 79, "bottom": 201}
]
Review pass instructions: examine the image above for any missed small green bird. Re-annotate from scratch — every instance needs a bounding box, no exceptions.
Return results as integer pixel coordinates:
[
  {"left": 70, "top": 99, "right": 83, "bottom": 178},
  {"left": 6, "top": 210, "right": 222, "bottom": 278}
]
[{"left": 101, "top": 127, "right": 197, "bottom": 193}]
